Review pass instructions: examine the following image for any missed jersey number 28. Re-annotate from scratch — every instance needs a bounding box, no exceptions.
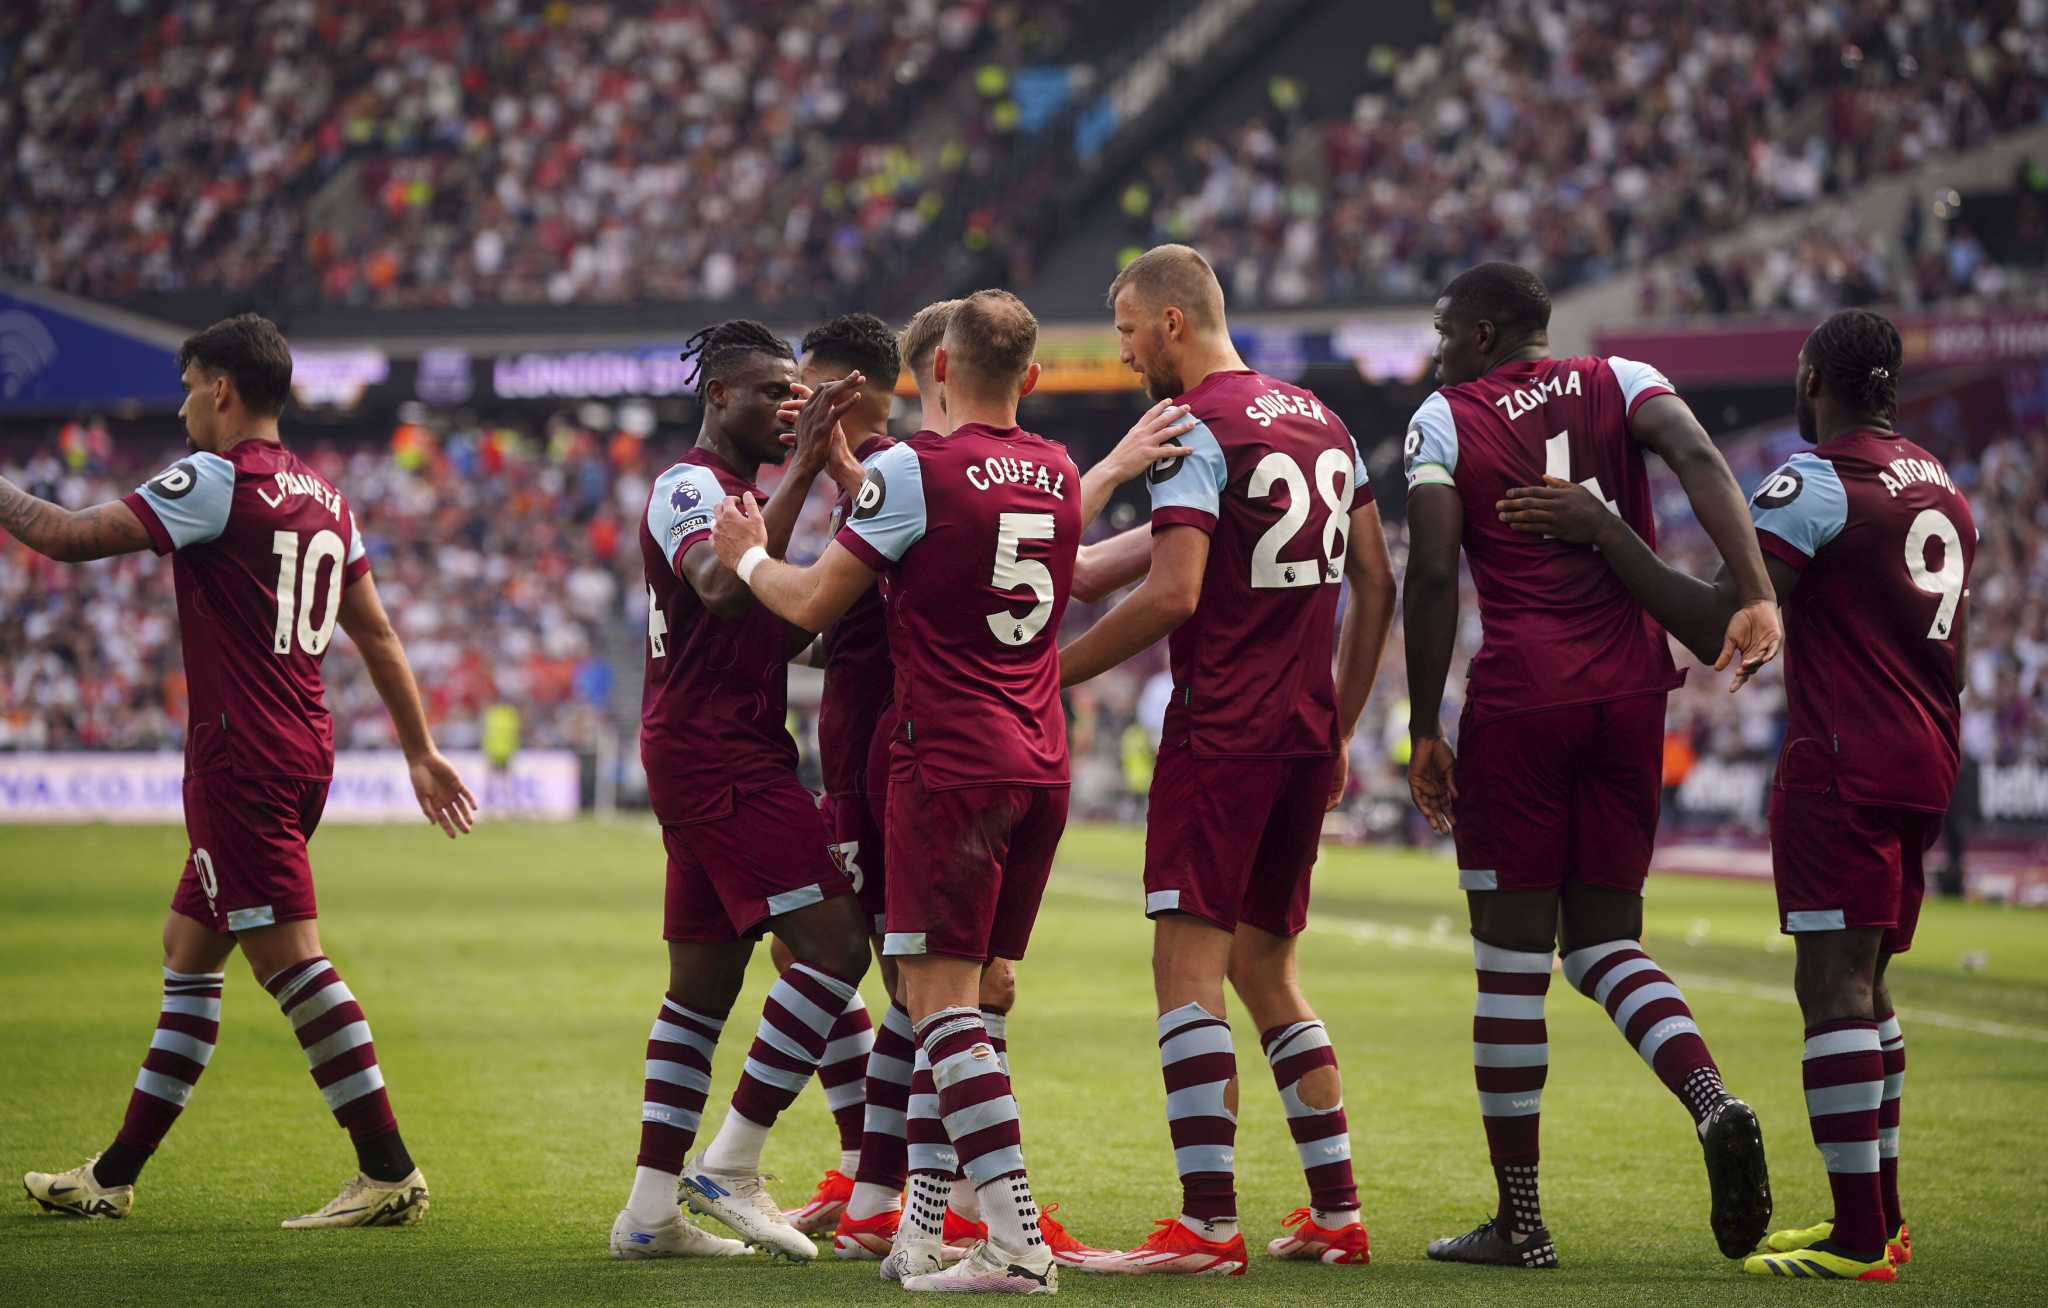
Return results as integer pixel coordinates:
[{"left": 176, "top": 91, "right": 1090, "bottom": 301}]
[{"left": 1247, "top": 448, "right": 1352, "bottom": 588}]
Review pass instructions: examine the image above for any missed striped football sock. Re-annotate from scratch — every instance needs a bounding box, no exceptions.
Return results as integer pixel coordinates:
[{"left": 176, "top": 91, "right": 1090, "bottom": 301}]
[
  {"left": 1261, "top": 1019, "right": 1357, "bottom": 1216},
  {"left": 1803, "top": 1019, "right": 1887, "bottom": 1255},
  {"left": 1562, "top": 939, "right": 1725, "bottom": 1123},
  {"left": 264, "top": 955, "right": 412, "bottom": 1181},
  {"left": 701, "top": 962, "right": 859, "bottom": 1174},
  {"left": 95, "top": 968, "right": 225, "bottom": 1188},
  {"left": 1474, "top": 940, "right": 1550, "bottom": 1238},
  {"left": 848, "top": 1001, "right": 915, "bottom": 1219},
  {"left": 1878, "top": 1009, "right": 1904, "bottom": 1235},
  {"left": 902, "top": 1044, "right": 955, "bottom": 1242},
  {"left": 1158, "top": 1001, "right": 1237, "bottom": 1235},
  {"left": 919, "top": 1007, "right": 1040, "bottom": 1255},
  {"left": 819, "top": 989, "right": 875, "bottom": 1173}
]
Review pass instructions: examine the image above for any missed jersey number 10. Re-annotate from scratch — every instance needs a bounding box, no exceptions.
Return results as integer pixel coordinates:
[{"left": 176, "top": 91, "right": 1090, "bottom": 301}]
[{"left": 270, "top": 529, "right": 346, "bottom": 656}]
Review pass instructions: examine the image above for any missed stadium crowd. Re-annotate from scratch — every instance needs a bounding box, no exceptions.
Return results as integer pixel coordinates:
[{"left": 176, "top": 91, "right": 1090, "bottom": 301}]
[
  {"left": 5, "top": 419, "right": 2042, "bottom": 825},
  {"left": 1112, "top": 0, "right": 2048, "bottom": 309},
  {"left": 0, "top": 0, "right": 1091, "bottom": 312}
]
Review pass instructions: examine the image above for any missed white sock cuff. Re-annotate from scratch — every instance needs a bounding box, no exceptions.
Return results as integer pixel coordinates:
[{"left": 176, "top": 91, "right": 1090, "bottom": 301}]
[{"left": 1559, "top": 938, "right": 1636, "bottom": 990}]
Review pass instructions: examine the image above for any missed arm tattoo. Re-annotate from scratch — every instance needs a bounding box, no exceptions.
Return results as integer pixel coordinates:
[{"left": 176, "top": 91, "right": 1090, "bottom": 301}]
[{"left": 0, "top": 476, "right": 152, "bottom": 562}]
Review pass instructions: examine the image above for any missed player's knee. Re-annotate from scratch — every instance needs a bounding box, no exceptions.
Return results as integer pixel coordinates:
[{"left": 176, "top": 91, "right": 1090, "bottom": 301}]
[
  {"left": 978, "top": 958, "right": 1017, "bottom": 1013},
  {"left": 1794, "top": 956, "right": 1874, "bottom": 1024},
  {"left": 1296, "top": 1064, "right": 1342, "bottom": 1112},
  {"left": 807, "top": 934, "right": 873, "bottom": 987}
]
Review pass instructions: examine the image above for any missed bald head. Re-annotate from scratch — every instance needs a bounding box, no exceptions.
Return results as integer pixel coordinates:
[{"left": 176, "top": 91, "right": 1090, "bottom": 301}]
[
  {"left": 939, "top": 289, "right": 1039, "bottom": 400},
  {"left": 1106, "top": 243, "right": 1226, "bottom": 333}
]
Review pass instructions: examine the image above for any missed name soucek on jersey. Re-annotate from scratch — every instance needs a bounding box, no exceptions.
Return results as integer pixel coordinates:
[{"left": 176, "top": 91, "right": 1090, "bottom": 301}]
[
  {"left": 1403, "top": 356, "right": 1685, "bottom": 723},
  {"left": 1748, "top": 430, "right": 1976, "bottom": 813},
  {"left": 1145, "top": 369, "right": 1373, "bottom": 757},
  {"left": 833, "top": 422, "right": 1081, "bottom": 790},
  {"left": 120, "top": 441, "right": 371, "bottom": 780},
  {"left": 640, "top": 447, "right": 800, "bottom": 823}
]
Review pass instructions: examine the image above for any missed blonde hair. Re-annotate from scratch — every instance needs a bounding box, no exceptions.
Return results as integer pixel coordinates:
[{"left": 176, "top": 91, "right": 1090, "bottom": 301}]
[{"left": 1105, "top": 243, "right": 1226, "bottom": 330}]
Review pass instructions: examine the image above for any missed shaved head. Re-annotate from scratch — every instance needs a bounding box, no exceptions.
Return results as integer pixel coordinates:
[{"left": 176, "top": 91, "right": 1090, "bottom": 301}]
[
  {"left": 941, "top": 289, "right": 1039, "bottom": 397},
  {"left": 1105, "top": 243, "right": 1226, "bottom": 332}
]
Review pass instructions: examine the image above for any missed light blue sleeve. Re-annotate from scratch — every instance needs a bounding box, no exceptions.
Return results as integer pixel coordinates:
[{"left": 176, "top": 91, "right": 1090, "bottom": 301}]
[
  {"left": 1748, "top": 452, "right": 1848, "bottom": 559},
  {"left": 1145, "top": 418, "right": 1227, "bottom": 523},
  {"left": 1402, "top": 392, "right": 1457, "bottom": 490},
  {"left": 346, "top": 511, "right": 367, "bottom": 567},
  {"left": 132, "top": 451, "right": 235, "bottom": 549},
  {"left": 645, "top": 463, "right": 726, "bottom": 574},
  {"left": 841, "top": 442, "right": 928, "bottom": 564},
  {"left": 1606, "top": 355, "right": 1678, "bottom": 413}
]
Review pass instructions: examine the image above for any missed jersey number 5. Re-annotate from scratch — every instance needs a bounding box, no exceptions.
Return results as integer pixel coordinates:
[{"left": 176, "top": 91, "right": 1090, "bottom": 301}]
[
  {"left": 989, "top": 512, "right": 1056, "bottom": 646},
  {"left": 270, "top": 530, "right": 346, "bottom": 656},
  {"left": 1905, "top": 508, "right": 1964, "bottom": 640},
  {"left": 1248, "top": 448, "right": 1352, "bottom": 588}
]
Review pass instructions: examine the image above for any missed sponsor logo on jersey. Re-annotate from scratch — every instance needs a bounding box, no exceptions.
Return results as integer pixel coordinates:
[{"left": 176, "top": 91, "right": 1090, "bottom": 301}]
[
  {"left": 1752, "top": 467, "right": 1803, "bottom": 509},
  {"left": 1147, "top": 452, "right": 1185, "bottom": 484},
  {"left": 852, "top": 467, "right": 887, "bottom": 520},
  {"left": 148, "top": 461, "right": 199, "bottom": 499}
]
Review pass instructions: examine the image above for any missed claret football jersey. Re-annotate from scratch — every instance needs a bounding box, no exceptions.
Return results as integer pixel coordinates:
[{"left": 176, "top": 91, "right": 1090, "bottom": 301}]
[
  {"left": 1748, "top": 430, "right": 1975, "bottom": 812},
  {"left": 121, "top": 439, "right": 370, "bottom": 779},
  {"left": 1403, "top": 355, "right": 1683, "bottom": 724}
]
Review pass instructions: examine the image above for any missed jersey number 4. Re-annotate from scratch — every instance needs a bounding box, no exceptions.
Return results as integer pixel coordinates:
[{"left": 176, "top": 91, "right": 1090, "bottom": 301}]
[
  {"left": 270, "top": 530, "right": 346, "bottom": 656},
  {"left": 1247, "top": 448, "right": 1352, "bottom": 588}
]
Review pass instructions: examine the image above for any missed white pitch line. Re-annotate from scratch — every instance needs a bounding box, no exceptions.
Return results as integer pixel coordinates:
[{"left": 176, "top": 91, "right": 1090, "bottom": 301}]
[{"left": 1047, "top": 877, "right": 2048, "bottom": 1046}]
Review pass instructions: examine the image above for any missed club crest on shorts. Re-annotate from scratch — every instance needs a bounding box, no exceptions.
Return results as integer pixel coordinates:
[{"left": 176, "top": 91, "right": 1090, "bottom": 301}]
[
  {"left": 852, "top": 468, "right": 887, "bottom": 520},
  {"left": 1752, "top": 466, "right": 1803, "bottom": 509},
  {"left": 149, "top": 461, "right": 199, "bottom": 499}
]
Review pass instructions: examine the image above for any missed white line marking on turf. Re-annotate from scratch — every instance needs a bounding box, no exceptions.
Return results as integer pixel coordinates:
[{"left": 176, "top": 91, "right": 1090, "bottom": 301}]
[{"left": 1049, "top": 877, "right": 2048, "bottom": 1046}]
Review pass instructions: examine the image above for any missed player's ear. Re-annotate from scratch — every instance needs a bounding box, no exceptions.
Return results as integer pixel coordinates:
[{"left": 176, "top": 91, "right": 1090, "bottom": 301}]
[
  {"left": 932, "top": 347, "right": 948, "bottom": 385},
  {"left": 1163, "top": 305, "right": 1184, "bottom": 342},
  {"left": 704, "top": 376, "right": 728, "bottom": 410},
  {"left": 1017, "top": 361, "right": 1041, "bottom": 399}
]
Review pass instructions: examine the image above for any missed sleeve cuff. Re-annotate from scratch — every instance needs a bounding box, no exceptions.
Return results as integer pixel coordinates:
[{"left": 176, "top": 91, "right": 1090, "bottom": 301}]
[
  {"left": 1349, "top": 480, "right": 1377, "bottom": 510},
  {"left": 344, "top": 554, "right": 372, "bottom": 584},
  {"left": 835, "top": 525, "right": 892, "bottom": 572},
  {"left": 1625, "top": 385, "right": 1676, "bottom": 420},
  {"left": 670, "top": 528, "right": 711, "bottom": 577},
  {"left": 1151, "top": 507, "right": 1217, "bottom": 536},
  {"left": 1756, "top": 529, "right": 1811, "bottom": 572},
  {"left": 120, "top": 492, "right": 175, "bottom": 555}
]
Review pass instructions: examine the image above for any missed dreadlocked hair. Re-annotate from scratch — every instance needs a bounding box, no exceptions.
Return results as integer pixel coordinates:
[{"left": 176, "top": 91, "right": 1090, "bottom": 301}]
[
  {"left": 1807, "top": 308, "right": 1902, "bottom": 420},
  {"left": 679, "top": 319, "right": 794, "bottom": 394}
]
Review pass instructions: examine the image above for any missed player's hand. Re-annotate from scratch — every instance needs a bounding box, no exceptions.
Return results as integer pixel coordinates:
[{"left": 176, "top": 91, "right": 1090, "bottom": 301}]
[
  {"left": 1496, "top": 476, "right": 1613, "bottom": 545},
  {"left": 1717, "top": 598, "right": 1783, "bottom": 693},
  {"left": 1101, "top": 400, "right": 1197, "bottom": 483},
  {"left": 776, "top": 381, "right": 813, "bottom": 431},
  {"left": 409, "top": 750, "right": 478, "bottom": 839},
  {"left": 827, "top": 426, "right": 865, "bottom": 497},
  {"left": 712, "top": 492, "right": 769, "bottom": 569},
  {"left": 1408, "top": 735, "right": 1458, "bottom": 835},
  {"left": 787, "top": 373, "right": 865, "bottom": 475},
  {"left": 1326, "top": 743, "right": 1350, "bottom": 812}
]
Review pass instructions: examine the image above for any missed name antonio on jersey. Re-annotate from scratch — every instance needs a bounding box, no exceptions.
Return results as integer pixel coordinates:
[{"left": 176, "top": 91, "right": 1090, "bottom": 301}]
[{"left": 1879, "top": 455, "right": 1958, "bottom": 498}]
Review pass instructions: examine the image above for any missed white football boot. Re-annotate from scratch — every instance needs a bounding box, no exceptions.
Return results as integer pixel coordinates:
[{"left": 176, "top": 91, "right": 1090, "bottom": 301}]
[
  {"left": 679, "top": 1158, "right": 816, "bottom": 1260},
  {"left": 281, "top": 1169, "right": 429, "bottom": 1228},
  {"left": 609, "top": 1207, "right": 751, "bottom": 1259},
  {"left": 881, "top": 1236, "right": 955, "bottom": 1283},
  {"left": 903, "top": 1239, "right": 1059, "bottom": 1294},
  {"left": 23, "top": 1157, "right": 133, "bottom": 1220}
]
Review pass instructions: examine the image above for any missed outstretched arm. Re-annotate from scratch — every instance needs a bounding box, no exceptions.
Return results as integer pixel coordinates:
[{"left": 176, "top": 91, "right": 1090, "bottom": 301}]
[
  {"left": 1059, "top": 525, "right": 1208, "bottom": 688},
  {"left": 1073, "top": 525, "right": 1153, "bottom": 602},
  {"left": 0, "top": 477, "right": 151, "bottom": 562},
  {"left": 337, "top": 572, "right": 477, "bottom": 837},
  {"left": 1076, "top": 400, "right": 1196, "bottom": 528},
  {"left": 713, "top": 493, "right": 877, "bottom": 633},
  {"left": 1497, "top": 477, "right": 1801, "bottom": 691},
  {"left": 1629, "top": 394, "right": 1782, "bottom": 677}
]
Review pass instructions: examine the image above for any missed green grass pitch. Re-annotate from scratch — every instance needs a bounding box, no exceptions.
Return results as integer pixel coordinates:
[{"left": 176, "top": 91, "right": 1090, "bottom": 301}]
[{"left": 3, "top": 820, "right": 2045, "bottom": 1305}]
